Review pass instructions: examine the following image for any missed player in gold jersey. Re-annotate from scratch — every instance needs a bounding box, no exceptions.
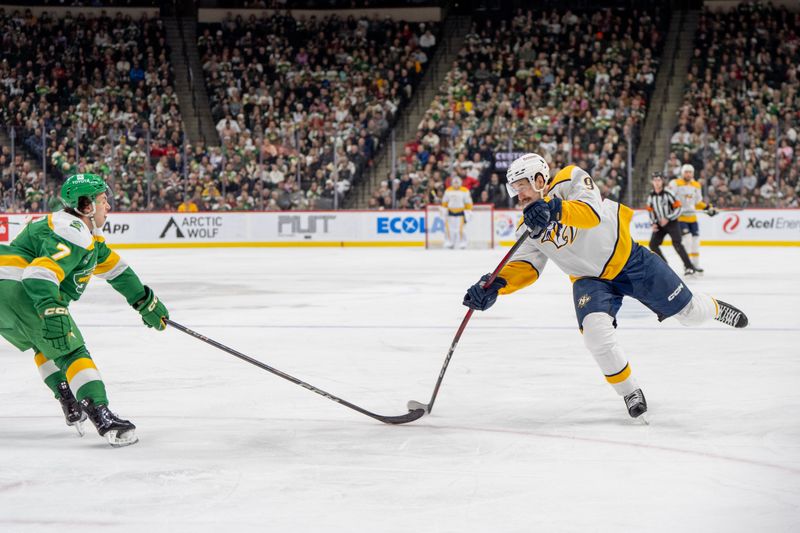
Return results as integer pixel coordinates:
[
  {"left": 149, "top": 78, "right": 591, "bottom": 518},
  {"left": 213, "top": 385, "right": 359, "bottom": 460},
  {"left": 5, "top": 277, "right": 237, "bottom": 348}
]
[{"left": 462, "top": 154, "right": 746, "bottom": 420}]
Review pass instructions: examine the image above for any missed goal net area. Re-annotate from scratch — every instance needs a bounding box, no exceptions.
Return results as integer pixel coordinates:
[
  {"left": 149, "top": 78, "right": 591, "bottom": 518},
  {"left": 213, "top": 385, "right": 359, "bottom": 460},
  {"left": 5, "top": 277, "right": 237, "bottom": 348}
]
[{"left": 424, "top": 204, "right": 495, "bottom": 249}]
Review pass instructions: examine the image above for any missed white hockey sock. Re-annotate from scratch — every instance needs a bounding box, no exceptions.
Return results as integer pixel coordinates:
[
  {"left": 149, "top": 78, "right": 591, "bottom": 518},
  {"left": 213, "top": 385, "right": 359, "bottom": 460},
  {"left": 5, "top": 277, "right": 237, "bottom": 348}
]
[
  {"left": 691, "top": 235, "right": 701, "bottom": 267},
  {"left": 582, "top": 313, "right": 639, "bottom": 396},
  {"left": 675, "top": 292, "right": 718, "bottom": 327}
]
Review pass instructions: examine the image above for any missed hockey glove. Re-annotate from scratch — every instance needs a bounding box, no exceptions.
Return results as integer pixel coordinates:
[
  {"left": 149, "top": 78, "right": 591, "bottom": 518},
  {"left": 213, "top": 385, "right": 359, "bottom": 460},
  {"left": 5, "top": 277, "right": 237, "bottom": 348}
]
[
  {"left": 463, "top": 273, "right": 508, "bottom": 311},
  {"left": 523, "top": 197, "right": 561, "bottom": 235},
  {"left": 705, "top": 205, "right": 719, "bottom": 217},
  {"left": 40, "top": 305, "right": 72, "bottom": 351},
  {"left": 134, "top": 286, "right": 169, "bottom": 331}
]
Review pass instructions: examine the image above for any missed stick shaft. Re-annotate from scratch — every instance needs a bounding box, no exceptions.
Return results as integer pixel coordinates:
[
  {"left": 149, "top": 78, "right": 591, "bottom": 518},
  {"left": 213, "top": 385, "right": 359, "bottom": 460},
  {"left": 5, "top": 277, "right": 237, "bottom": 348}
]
[
  {"left": 425, "top": 229, "right": 531, "bottom": 413},
  {"left": 165, "top": 319, "right": 423, "bottom": 424}
]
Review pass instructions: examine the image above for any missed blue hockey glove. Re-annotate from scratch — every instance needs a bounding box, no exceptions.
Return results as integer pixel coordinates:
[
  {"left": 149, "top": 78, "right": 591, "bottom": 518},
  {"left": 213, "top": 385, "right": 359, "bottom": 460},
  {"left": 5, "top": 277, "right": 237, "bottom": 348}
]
[
  {"left": 463, "top": 274, "right": 508, "bottom": 311},
  {"left": 523, "top": 197, "right": 562, "bottom": 235}
]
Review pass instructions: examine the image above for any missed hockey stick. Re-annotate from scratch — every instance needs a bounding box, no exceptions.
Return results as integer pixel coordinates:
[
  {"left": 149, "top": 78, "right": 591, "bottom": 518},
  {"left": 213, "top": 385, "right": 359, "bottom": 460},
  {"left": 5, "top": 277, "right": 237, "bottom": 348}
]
[
  {"left": 407, "top": 229, "right": 532, "bottom": 415},
  {"left": 165, "top": 319, "right": 425, "bottom": 425}
]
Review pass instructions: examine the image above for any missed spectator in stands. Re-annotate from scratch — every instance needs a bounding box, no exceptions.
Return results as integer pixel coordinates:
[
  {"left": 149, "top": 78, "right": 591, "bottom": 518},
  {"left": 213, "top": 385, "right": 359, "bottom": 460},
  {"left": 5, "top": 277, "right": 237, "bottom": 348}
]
[
  {"left": 374, "top": 6, "right": 666, "bottom": 208},
  {"left": 668, "top": 3, "right": 799, "bottom": 208}
]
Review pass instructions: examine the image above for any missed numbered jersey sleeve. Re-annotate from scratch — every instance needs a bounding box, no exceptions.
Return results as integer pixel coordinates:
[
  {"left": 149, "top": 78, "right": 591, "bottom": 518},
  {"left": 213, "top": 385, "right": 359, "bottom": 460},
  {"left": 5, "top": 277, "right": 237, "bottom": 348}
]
[
  {"left": 94, "top": 239, "right": 147, "bottom": 306},
  {"left": 21, "top": 218, "right": 92, "bottom": 311},
  {"left": 546, "top": 165, "right": 602, "bottom": 229}
]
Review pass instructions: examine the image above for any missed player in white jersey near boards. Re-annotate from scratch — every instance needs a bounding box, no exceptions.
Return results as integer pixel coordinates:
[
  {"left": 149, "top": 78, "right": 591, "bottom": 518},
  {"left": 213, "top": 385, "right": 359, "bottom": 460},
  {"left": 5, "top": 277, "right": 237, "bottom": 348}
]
[
  {"left": 667, "top": 164, "right": 718, "bottom": 274},
  {"left": 441, "top": 177, "right": 473, "bottom": 249},
  {"left": 462, "top": 154, "right": 747, "bottom": 420}
]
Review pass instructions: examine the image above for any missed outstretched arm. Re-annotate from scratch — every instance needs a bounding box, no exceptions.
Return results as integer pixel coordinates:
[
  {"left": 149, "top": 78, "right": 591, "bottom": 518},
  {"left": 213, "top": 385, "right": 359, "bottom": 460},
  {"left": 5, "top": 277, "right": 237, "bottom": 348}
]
[{"left": 94, "top": 241, "right": 169, "bottom": 330}]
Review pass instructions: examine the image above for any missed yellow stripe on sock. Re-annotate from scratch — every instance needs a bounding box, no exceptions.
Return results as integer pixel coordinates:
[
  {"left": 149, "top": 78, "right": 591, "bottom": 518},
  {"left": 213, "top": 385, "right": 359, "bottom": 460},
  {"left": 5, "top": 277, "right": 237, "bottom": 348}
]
[
  {"left": 66, "top": 358, "right": 97, "bottom": 382},
  {"left": 605, "top": 363, "right": 631, "bottom": 384},
  {"left": 34, "top": 352, "right": 48, "bottom": 367}
]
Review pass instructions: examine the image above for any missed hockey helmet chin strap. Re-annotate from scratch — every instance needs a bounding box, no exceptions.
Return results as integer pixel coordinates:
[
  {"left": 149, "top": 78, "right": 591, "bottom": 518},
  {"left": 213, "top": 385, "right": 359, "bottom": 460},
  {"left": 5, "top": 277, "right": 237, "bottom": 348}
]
[
  {"left": 82, "top": 199, "right": 99, "bottom": 232},
  {"left": 532, "top": 173, "right": 547, "bottom": 195}
]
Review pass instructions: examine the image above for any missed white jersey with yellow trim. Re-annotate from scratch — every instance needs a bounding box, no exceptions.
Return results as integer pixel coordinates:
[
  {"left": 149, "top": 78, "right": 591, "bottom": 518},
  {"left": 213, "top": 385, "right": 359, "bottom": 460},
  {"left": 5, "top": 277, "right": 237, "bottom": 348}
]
[
  {"left": 441, "top": 186, "right": 473, "bottom": 215},
  {"left": 498, "top": 165, "right": 634, "bottom": 294},
  {"left": 667, "top": 179, "right": 705, "bottom": 223}
]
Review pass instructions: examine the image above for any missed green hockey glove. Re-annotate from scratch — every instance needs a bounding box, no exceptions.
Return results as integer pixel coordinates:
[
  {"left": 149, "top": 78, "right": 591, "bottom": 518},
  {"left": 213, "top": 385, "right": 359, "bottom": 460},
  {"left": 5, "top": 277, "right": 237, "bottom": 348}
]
[
  {"left": 41, "top": 306, "right": 72, "bottom": 350},
  {"left": 134, "top": 286, "right": 169, "bottom": 331}
]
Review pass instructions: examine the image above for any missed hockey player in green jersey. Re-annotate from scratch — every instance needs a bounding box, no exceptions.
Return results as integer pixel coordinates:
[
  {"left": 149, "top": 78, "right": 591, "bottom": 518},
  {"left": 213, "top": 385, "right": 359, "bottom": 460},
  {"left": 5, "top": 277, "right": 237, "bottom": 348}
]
[{"left": 0, "top": 174, "right": 169, "bottom": 447}]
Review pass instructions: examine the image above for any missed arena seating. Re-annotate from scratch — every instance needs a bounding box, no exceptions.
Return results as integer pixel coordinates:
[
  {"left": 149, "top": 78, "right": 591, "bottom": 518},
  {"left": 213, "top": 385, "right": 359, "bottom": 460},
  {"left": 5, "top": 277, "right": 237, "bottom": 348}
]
[
  {"left": 0, "top": 9, "right": 182, "bottom": 212},
  {"left": 666, "top": 3, "right": 799, "bottom": 208},
  {"left": 369, "top": 7, "right": 666, "bottom": 209},
  {"left": 198, "top": 13, "right": 438, "bottom": 210}
]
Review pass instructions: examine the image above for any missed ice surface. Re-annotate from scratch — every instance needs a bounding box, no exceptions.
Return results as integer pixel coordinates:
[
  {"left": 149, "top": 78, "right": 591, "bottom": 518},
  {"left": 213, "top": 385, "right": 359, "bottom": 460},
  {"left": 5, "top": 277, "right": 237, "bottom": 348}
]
[{"left": 1, "top": 245, "right": 799, "bottom": 532}]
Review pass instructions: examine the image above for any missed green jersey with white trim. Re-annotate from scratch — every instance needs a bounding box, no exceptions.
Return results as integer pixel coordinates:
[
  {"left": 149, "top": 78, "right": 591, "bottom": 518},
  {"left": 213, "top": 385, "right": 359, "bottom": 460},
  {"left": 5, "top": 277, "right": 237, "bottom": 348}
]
[{"left": 0, "top": 211, "right": 147, "bottom": 312}]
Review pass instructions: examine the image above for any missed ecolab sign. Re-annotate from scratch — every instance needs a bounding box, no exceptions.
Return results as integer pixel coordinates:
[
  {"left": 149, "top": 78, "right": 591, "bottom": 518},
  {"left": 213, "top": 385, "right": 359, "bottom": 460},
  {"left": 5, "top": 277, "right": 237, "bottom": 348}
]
[
  {"left": 377, "top": 215, "right": 446, "bottom": 234},
  {"left": 0, "top": 216, "right": 7, "bottom": 242}
]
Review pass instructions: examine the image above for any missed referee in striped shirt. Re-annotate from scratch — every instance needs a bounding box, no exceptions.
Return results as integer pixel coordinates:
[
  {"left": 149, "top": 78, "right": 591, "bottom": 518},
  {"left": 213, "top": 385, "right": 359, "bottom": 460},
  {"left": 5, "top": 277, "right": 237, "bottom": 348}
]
[{"left": 647, "top": 172, "right": 695, "bottom": 275}]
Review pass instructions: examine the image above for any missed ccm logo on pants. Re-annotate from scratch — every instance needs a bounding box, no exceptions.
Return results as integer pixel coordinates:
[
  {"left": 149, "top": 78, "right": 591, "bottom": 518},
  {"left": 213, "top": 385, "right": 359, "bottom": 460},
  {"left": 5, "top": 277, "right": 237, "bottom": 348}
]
[{"left": 668, "top": 283, "right": 685, "bottom": 302}]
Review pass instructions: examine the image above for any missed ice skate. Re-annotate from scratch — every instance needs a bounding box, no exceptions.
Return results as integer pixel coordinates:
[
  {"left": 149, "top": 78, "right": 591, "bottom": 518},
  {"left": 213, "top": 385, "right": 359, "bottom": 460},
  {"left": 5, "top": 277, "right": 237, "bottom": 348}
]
[
  {"left": 81, "top": 399, "right": 138, "bottom": 447},
  {"left": 624, "top": 388, "right": 648, "bottom": 419},
  {"left": 57, "top": 382, "right": 87, "bottom": 436},
  {"left": 714, "top": 299, "right": 748, "bottom": 328},
  {"left": 684, "top": 267, "right": 696, "bottom": 276}
]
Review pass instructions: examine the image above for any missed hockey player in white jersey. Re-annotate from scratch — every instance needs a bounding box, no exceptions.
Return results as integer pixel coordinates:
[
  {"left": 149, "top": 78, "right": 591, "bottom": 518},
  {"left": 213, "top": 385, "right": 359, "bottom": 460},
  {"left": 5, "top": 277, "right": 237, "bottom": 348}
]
[
  {"left": 441, "top": 177, "right": 473, "bottom": 249},
  {"left": 462, "top": 154, "right": 747, "bottom": 419},
  {"left": 667, "top": 164, "right": 718, "bottom": 273}
]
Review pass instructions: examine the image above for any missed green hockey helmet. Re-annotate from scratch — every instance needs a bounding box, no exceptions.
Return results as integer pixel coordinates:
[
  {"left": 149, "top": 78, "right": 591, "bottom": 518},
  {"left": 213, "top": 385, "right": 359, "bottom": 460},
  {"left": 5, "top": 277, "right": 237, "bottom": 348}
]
[{"left": 60, "top": 173, "right": 109, "bottom": 210}]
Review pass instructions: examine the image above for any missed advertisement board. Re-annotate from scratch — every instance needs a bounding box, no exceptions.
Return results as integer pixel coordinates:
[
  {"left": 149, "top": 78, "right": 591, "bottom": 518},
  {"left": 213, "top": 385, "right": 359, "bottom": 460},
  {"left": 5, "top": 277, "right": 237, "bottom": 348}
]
[{"left": 1, "top": 209, "right": 797, "bottom": 248}]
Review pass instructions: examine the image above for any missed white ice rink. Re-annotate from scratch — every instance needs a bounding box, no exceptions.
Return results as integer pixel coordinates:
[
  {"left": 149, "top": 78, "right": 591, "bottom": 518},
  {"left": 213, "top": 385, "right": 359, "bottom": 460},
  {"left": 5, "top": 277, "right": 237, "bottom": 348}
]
[{"left": 1, "top": 244, "right": 799, "bottom": 532}]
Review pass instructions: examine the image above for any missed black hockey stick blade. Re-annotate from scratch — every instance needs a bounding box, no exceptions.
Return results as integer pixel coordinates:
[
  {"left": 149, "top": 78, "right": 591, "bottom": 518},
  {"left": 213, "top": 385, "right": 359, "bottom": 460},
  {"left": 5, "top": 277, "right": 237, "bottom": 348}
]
[
  {"left": 379, "top": 408, "right": 426, "bottom": 424},
  {"left": 165, "top": 319, "right": 425, "bottom": 425}
]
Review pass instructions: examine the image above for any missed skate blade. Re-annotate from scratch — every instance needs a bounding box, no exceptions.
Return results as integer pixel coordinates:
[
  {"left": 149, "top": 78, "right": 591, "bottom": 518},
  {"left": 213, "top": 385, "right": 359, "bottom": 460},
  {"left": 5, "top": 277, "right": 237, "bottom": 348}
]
[
  {"left": 637, "top": 413, "right": 650, "bottom": 426},
  {"left": 68, "top": 413, "right": 88, "bottom": 437},
  {"left": 106, "top": 429, "right": 139, "bottom": 448},
  {"left": 71, "top": 420, "right": 86, "bottom": 437}
]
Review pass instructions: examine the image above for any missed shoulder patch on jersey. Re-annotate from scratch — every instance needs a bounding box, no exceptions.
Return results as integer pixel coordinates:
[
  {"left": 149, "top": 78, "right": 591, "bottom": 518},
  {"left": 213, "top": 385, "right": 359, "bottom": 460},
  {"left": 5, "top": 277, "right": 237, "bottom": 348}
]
[
  {"left": 50, "top": 211, "right": 93, "bottom": 250},
  {"left": 690, "top": 180, "right": 702, "bottom": 189}
]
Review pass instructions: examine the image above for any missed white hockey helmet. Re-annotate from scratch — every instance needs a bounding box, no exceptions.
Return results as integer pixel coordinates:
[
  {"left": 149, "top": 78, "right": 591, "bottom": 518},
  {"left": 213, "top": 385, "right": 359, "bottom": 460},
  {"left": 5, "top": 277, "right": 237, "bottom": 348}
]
[
  {"left": 451, "top": 176, "right": 462, "bottom": 188},
  {"left": 506, "top": 153, "right": 550, "bottom": 197},
  {"left": 680, "top": 164, "right": 695, "bottom": 177}
]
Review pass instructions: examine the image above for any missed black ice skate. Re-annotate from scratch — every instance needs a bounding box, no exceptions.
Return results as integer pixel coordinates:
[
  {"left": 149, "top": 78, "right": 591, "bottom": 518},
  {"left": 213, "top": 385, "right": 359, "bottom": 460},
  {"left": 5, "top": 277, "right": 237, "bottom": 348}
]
[
  {"left": 624, "top": 389, "right": 648, "bottom": 419},
  {"left": 714, "top": 299, "right": 748, "bottom": 328},
  {"left": 57, "top": 382, "right": 87, "bottom": 436},
  {"left": 684, "top": 267, "right": 696, "bottom": 276},
  {"left": 80, "top": 399, "right": 138, "bottom": 447},
  {"left": 693, "top": 266, "right": 704, "bottom": 275}
]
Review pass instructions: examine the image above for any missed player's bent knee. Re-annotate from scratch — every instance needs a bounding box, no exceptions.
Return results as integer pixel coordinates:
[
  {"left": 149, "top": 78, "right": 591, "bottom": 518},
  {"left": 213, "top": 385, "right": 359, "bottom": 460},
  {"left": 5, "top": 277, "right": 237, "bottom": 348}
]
[
  {"left": 675, "top": 293, "right": 717, "bottom": 326},
  {"left": 582, "top": 313, "right": 616, "bottom": 353}
]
